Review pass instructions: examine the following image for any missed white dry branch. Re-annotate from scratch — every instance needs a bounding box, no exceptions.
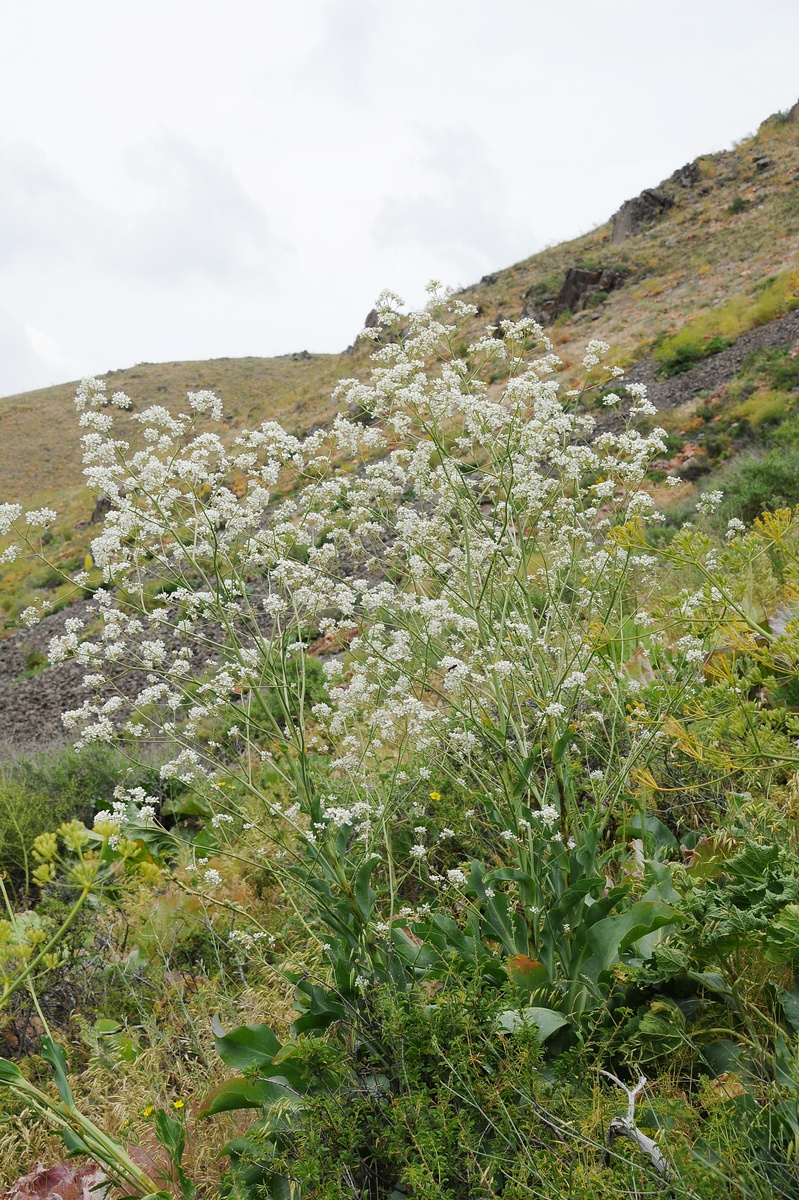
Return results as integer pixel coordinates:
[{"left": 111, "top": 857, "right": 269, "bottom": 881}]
[{"left": 600, "top": 1069, "right": 671, "bottom": 1183}]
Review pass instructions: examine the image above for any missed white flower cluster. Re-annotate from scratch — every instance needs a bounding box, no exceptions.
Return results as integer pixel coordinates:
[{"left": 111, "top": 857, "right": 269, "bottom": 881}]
[{"left": 5, "top": 292, "right": 685, "bottom": 876}]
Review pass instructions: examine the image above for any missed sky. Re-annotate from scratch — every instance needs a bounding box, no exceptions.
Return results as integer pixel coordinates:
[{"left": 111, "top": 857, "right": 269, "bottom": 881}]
[{"left": 0, "top": 0, "right": 798, "bottom": 397}]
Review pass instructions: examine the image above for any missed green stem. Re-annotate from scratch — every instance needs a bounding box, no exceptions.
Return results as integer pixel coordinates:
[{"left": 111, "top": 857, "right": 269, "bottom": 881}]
[{"left": 0, "top": 879, "right": 92, "bottom": 1010}]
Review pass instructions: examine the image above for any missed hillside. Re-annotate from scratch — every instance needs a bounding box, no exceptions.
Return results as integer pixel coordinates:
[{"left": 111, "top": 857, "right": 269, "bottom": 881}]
[
  {"left": 2, "top": 99, "right": 799, "bottom": 741},
  {"left": 3, "top": 101, "right": 798, "bottom": 513}
]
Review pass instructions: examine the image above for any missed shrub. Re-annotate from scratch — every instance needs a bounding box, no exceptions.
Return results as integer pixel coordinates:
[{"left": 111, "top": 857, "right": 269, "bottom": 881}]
[
  {"left": 657, "top": 335, "right": 733, "bottom": 377},
  {"left": 718, "top": 446, "right": 799, "bottom": 521},
  {"left": 0, "top": 745, "right": 171, "bottom": 892}
]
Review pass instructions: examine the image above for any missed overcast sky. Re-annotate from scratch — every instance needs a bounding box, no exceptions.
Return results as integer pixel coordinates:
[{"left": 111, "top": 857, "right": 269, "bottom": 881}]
[{"left": 1, "top": 0, "right": 798, "bottom": 397}]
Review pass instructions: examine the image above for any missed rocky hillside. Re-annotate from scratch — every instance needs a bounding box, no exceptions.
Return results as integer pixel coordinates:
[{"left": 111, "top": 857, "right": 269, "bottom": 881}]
[{"left": 2, "top": 98, "right": 799, "bottom": 745}]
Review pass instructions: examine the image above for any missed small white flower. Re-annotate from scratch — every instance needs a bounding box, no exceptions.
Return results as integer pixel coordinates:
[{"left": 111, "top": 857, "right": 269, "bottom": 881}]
[
  {"left": 203, "top": 868, "right": 222, "bottom": 887},
  {"left": 25, "top": 507, "right": 58, "bottom": 528},
  {"left": 445, "top": 868, "right": 468, "bottom": 887},
  {"left": 562, "top": 671, "right": 587, "bottom": 689},
  {"left": 410, "top": 844, "right": 427, "bottom": 859},
  {"left": 696, "top": 490, "right": 723, "bottom": 516},
  {"left": 725, "top": 517, "right": 746, "bottom": 541}
]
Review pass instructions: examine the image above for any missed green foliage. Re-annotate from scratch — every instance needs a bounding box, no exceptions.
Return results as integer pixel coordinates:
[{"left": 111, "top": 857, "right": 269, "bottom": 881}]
[
  {"left": 0, "top": 745, "right": 169, "bottom": 890},
  {"left": 718, "top": 446, "right": 799, "bottom": 520},
  {"left": 654, "top": 268, "right": 799, "bottom": 378},
  {"left": 656, "top": 335, "right": 733, "bottom": 378},
  {"left": 12, "top": 297, "right": 799, "bottom": 1197}
]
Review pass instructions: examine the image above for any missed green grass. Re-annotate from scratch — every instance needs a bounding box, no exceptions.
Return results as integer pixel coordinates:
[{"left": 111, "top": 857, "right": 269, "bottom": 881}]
[{"left": 654, "top": 267, "right": 799, "bottom": 375}]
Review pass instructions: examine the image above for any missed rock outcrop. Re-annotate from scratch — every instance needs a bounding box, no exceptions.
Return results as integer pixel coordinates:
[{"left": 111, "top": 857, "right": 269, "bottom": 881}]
[
  {"left": 524, "top": 266, "right": 624, "bottom": 323},
  {"left": 610, "top": 188, "right": 674, "bottom": 243}
]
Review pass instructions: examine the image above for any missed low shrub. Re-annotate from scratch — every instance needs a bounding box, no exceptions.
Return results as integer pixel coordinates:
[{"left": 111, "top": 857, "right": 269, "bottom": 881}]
[
  {"left": 717, "top": 446, "right": 799, "bottom": 521},
  {"left": 657, "top": 335, "right": 733, "bottom": 378}
]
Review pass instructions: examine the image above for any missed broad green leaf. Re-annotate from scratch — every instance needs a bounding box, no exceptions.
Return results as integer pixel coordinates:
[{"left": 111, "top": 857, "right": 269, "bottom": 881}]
[
  {"left": 292, "top": 981, "right": 345, "bottom": 1036},
  {"left": 0, "top": 1057, "right": 23, "bottom": 1083},
  {"left": 214, "top": 1023, "right": 282, "bottom": 1071},
  {"left": 353, "top": 854, "right": 380, "bottom": 923},
  {"left": 495, "top": 1007, "right": 569, "bottom": 1040},
  {"left": 199, "top": 1075, "right": 300, "bottom": 1117},
  {"left": 776, "top": 985, "right": 799, "bottom": 1034},
  {"left": 61, "top": 1128, "right": 91, "bottom": 1155},
  {"left": 581, "top": 902, "right": 680, "bottom": 982},
  {"left": 506, "top": 954, "right": 548, "bottom": 999},
  {"left": 154, "top": 1107, "right": 185, "bottom": 1164}
]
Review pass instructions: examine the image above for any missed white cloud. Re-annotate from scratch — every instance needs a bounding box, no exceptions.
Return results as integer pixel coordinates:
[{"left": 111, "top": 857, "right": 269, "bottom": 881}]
[
  {"left": 304, "top": 0, "right": 379, "bottom": 100},
  {"left": 0, "top": 0, "right": 798, "bottom": 398},
  {"left": 0, "top": 308, "right": 76, "bottom": 395},
  {"left": 24, "top": 323, "right": 72, "bottom": 374},
  {"left": 0, "top": 141, "right": 102, "bottom": 270},
  {"left": 0, "top": 135, "right": 281, "bottom": 287},
  {"left": 372, "top": 126, "right": 532, "bottom": 283},
  {"left": 115, "top": 135, "right": 284, "bottom": 284}
]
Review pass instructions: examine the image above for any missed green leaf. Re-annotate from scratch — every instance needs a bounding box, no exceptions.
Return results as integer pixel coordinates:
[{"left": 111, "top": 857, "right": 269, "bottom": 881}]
[
  {"left": 353, "top": 854, "right": 380, "bottom": 923},
  {"left": 154, "top": 1107, "right": 185, "bottom": 1164},
  {"left": 0, "top": 1057, "right": 23, "bottom": 1083},
  {"left": 292, "top": 981, "right": 345, "bottom": 1036},
  {"left": 495, "top": 1007, "right": 569, "bottom": 1040},
  {"left": 214, "top": 1023, "right": 282, "bottom": 1071},
  {"left": 40, "top": 1037, "right": 74, "bottom": 1107},
  {"left": 95, "top": 1018, "right": 123, "bottom": 1034},
  {"left": 506, "top": 954, "right": 549, "bottom": 999},
  {"left": 61, "top": 1128, "right": 91, "bottom": 1156},
  {"left": 776, "top": 985, "right": 799, "bottom": 1034},
  {"left": 626, "top": 814, "right": 678, "bottom": 859},
  {"left": 580, "top": 901, "right": 680, "bottom": 982},
  {"left": 198, "top": 1076, "right": 301, "bottom": 1118}
]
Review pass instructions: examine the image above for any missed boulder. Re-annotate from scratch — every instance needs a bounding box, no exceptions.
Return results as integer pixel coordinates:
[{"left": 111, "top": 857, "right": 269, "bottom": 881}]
[
  {"left": 610, "top": 188, "right": 674, "bottom": 243},
  {"left": 668, "top": 161, "right": 701, "bottom": 189},
  {"left": 90, "top": 493, "right": 113, "bottom": 524},
  {"left": 524, "top": 266, "right": 623, "bottom": 323}
]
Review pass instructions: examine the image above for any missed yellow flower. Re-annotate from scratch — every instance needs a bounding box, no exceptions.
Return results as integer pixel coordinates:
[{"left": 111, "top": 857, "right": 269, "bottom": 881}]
[
  {"left": 142, "top": 1105, "right": 154, "bottom": 1117},
  {"left": 172, "top": 1098, "right": 185, "bottom": 1110},
  {"left": 58, "top": 819, "right": 90, "bottom": 852},
  {"left": 32, "top": 863, "right": 57, "bottom": 888},
  {"left": 32, "top": 832, "right": 58, "bottom": 862},
  {"left": 429, "top": 791, "right": 441, "bottom": 801}
]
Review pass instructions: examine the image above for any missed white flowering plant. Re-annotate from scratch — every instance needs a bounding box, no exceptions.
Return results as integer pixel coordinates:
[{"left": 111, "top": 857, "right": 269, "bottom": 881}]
[
  {"left": 2, "top": 293, "right": 780, "bottom": 1005},
  {"left": 6, "top": 291, "right": 799, "bottom": 1194}
]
